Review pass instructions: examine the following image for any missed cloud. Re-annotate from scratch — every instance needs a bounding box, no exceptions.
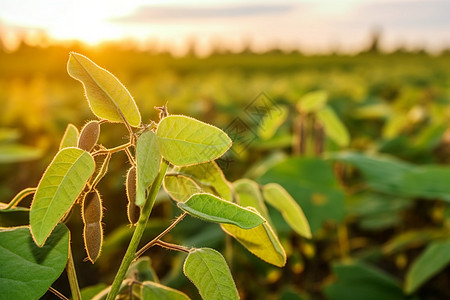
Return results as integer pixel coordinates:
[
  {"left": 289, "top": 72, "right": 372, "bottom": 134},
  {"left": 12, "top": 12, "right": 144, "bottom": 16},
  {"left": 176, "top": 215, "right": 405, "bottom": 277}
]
[{"left": 111, "top": 3, "right": 296, "bottom": 23}]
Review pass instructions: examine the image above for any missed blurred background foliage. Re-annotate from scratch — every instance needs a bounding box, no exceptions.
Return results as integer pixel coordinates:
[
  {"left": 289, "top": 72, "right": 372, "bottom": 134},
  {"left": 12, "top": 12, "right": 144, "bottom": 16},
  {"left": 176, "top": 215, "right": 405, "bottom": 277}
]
[{"left": 1, "top": 39, "right": 450, "bottom": 299}]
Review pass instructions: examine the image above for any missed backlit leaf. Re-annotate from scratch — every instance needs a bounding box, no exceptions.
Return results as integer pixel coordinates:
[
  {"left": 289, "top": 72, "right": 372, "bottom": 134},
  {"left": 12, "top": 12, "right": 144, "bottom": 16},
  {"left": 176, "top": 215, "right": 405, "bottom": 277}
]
[
  {"left": 164, "top": 174, "right": 203, "bottom": 202},
  {"left": 405, "top": 240, "right": 450, "bottom": 294},
  {"left": 175, "top": 161, "right": 232, "bottom": 201},
  {"left": 262, "top": 183, "right": 311, "bottom": 238},
  {"left": 316, "top": 105, "right": 350, "bottom": 147},
  {"left": 141, "top": 281, "right": 190, "bottom": 300},
  {"left": 136, "top": 131, "right": 161, "bottom": 206},
  {"left": 67, "top": 52, "right": 141, "bottom": 127},
  {"left": 0, "top": 144, "right": 42, "bottom": 163},
  {"left": 30, "top": 147, "right": 95, "bottom": 246},
  {"left": 257, "top": 105, "right": 289, "bottom": 140},
  {"left": 183, "top": 248, "right": 239, "bottom": 300},
  {"left": 222, "top": 221, "right": 286, "bottom": 267},
  {"left": 0, "top": 224, "right": 70, "bottom": 300},
  {"left": 59, "top": 123, "right": 79, "bottom": 150},
  {"left": 178, "top": 193, "right": 264, "bottom": 229},
  {"left": 156, "top": 115, "right": 232, "bottom": 166},
  {"left": 233, "top": 179, "right": 270, "bottom": 221}
]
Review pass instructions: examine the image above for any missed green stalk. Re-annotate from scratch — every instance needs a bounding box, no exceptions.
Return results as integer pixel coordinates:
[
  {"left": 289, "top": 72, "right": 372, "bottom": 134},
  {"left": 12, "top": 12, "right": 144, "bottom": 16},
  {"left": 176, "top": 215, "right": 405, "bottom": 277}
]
[
  {"left": 106, "top": 160, "right": 169, "bottom": 300},
  {"left": 66, "top": 244, "right": 81, "bottom": 300}
]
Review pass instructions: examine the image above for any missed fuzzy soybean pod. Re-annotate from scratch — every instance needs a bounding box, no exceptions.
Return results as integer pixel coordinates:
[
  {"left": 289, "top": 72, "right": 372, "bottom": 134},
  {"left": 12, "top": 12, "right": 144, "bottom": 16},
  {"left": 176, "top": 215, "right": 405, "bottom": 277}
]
[
  {"left": 82, "top": 189, "right": 103, "bottom": 263},
  {"left": 78, "top": 120, "right": 100, "bottom": 152},
  {"left": 126, "top": 166, "right": 140, "bottom": 225}
]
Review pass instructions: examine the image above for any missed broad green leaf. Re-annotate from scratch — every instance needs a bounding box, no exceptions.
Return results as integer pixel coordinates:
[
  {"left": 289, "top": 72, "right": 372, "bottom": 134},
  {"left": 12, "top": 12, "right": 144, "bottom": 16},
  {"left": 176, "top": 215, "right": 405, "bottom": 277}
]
[
  {"left": 324, "top": 261, "right": 405, "bottom": 300},
  {"left": 175, "top": 161, "right": 232, "bottom": 201},
  {"left": 222, "top": 221, "right": 286, "bottom": 267},
  {"left": 316, "top": 105, "right": 350, "bottom": 147},
  {"left": 80, "top": 283, "right": 108, "bottom": 300},
  {"left": 136, "top": 131, "right": 161, "bottom": 206},
  {"left": 183, "top": 248, "right": 239, "bottom": 300},
  {"left": 257, "top": 105, "right": 289, "bottom": 140},
  {"left": 67, "top": 52, "right": 141, "bottom": 127},
  {"left": 0, "top": 144, "right": 42, "bottom": 163},
  {"left": 328, "top": 151, "right": 450, "bottom": 202},
  {"left": 178, "top": 193, "right": 264, "bottom": 229},
  {"left": 0, "top": 224, "right": 70, "bottom": 300},
  {"left": 296, "top": 90, "right": 328, "bottom": 113},
  {"left": 258, "top": 157, "right": 345, "bottom": 234},
  {"left": 262, "top": 183, "right": 311, "bottom": 238},
  {"left": 156, "top": 115, "right": 232, "bottom": 166},
  {"left": 59, "top": 123, "right": 79, "bottom": 150},
  {"left": 405, "top": 240, "right": 450, "bottom": 294},
  {"left": 163, "top": 174, "right": 203, "bottom": 202},
  {"left": 141, "top": 281, "right": 190, "bottom": 300},
  {"left": 234, "top": 179, "right": 270, "bottom": 221},
  {"left": 30, "top": 147, "right": 95, "bottom": 246},
  {"left": 126, "top": 257, "right": 159, "bottom": 283}
]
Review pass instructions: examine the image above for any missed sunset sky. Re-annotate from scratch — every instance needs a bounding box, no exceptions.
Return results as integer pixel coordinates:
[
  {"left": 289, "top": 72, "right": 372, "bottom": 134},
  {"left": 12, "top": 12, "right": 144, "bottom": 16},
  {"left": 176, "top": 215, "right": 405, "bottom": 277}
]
[{"left": 1, "top": 0, "right": 449, "bottom": 54}]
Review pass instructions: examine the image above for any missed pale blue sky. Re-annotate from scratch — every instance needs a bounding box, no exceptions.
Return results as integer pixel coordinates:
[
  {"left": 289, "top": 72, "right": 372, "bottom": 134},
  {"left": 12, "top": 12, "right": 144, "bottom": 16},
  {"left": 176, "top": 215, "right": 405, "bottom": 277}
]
[{"left": 0, "top": 0, "right": 449, "bottom": 54}]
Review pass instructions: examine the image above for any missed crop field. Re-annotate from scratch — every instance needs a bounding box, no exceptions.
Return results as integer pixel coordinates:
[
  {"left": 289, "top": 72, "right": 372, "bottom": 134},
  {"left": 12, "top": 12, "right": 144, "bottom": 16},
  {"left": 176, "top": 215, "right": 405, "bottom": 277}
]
[{"left": 1, "top": 44, "right": 450, "bottom": 299}]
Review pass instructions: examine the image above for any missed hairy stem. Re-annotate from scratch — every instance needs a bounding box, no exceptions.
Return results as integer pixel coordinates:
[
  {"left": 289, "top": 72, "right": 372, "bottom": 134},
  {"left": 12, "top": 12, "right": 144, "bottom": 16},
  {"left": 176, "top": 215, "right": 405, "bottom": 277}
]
[
  {"left": 135, "top": 212, "right": 187, "bottom": 259},
  {"left": 66, "top": 245, "right": 81, "bottom": 300},
  {"left": 2, "top": 187, "right": 36, "bottom": 210},
  {"left": 154, "top": 240, "right": 190, "bottom": 253},
  {"left": 106, "top": 159, "right": 169, "bottom": 300}
]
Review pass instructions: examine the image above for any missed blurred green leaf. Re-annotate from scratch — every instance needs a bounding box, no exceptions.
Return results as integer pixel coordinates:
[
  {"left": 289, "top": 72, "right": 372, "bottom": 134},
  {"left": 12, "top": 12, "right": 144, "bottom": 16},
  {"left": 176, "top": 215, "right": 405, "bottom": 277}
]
[
  {"left": 0, "top": 144, "right": 42, "bottom": 163},
  {"left": 136, "top": 131, "right": 161, "bottom": 206},
  {"left": 262, "top": 183, "right": 311, "bottom": 238},
  {"left": 178, "top": 193, "right": 264, "bottom": 229},
  {"left": 325, "top": 261, "right": 405, "bottom": 300},
  {"left": 296, "top": 90, "right": 328, "bottom": 113},
  {"left": 156, "top": 115, "right": 232, "bottom": 166},
  {"left": 80, "top": 283, "right": 108, "bottom": 300},
  {"left": 183, "top": 248, "right": 239, "bottom": 300},
  {"left": 126, "top": 257, "right": 159, "bottom": 283},
  {"left": 0, "top": 224, "right": 69, "bottom": 300},
  {"left": 405, "top": 240, "right": 450, "bottom": 294},
  {"left": 329, "top": 151, "right": 450, "bottom": 202},
  {"left": 257, "top": 105, "right": 288, "bottom": 140},
  {"left": 67, "top": 52, "right": 141, "bottom": 127},
  {"left": 317, "top": 105, "right": 350, "bottom": 147},
  {"left": 30, "top": 148, "right": 95, "bottom": 246},
  {"left": 164, "top": 174, "right": 203, "bottom": 202}
]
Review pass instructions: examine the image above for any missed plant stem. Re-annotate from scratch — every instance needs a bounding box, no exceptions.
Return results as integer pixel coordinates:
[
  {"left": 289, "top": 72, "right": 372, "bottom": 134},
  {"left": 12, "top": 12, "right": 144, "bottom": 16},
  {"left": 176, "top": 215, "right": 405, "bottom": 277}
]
[
  {"left": 2, "top": 187, "right": 36, "bottom": 210},
  {"left": 135, "top": 212, "right": 187, "bottom": 259},
  {"left": 154, "top": 240, "right": 190, "bottom": 253},
  {"left": 106, "top": 160, "right": 169, "bottom": 300},
  {"left": 66, "top": 244, "right": 81, "bottom": 300}
]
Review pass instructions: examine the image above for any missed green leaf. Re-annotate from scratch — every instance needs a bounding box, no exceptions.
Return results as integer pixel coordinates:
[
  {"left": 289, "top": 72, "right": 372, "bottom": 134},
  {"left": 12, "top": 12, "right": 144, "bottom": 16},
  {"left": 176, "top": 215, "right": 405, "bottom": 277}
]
[
  {"left": 234, "top": 179, "right": 270, "bottom": 221},
  {"left": 156, "top": 115, "right": 232, "bottom": 166},
  {"left": 183, "top": 248, "right": 239, "bottom": 300},
  {"left": 80, "top": 283, "right": 108, "bottom": 300},
  {"left": 136, "top": 131, "right": 161, "bottom": 206},
  {"left": 178, "top": 193, "right": 264, "bottom": 229},
  {"left": 405, "top": 240, "right": 450, "bottom": 294},
  {"left": 0, "top": 144, "right": 42, "bottom": 163},
  {"left": 296, "top": 90, "right": 328, "bottom": 113},
  {"left": 175, "top": 161, "right": 232, "bottom": 201},
  {"left": 328, "top": 151, "right": 450, "bottom": 202},
  {"left": 163, "top": 174, "right": 203, "bottom": 202},
  {"left": 316, "top": 105, "right": 350, "bottom": 147},
  {"left": 0, "top": 224, "right": 70, "bottom": 300},
  {"left": 59, "top": 123, "right": 79, "bottom": 150},
  {"left": 257, "top": 105, "right": 289, "bottom": 140},
  {"left": 141, "top": 281, "right": 190, "bottom": 300},
  {"left": 258, "top": 157, "right": 345, "bottom": 234},
  {"left": 221, "top": 221, "right": 286, "bottom": 267},
  {"left": 382, "top": 229, "right": 448, "bottom": 255},
  {"left": 30, "top": 147, "right": 95, "bottom": 246},
  {"left": 262, "top": 183, "right": 311, "bottom": 238},
  {"left": 126, "top": 257, "right": 159, "bottom": 283},
  {"left": 324, "top": 261, "right": 405, "bottom": 300},
  {"left": 67, "top": 52, "right": 141, "bottom": 127}
]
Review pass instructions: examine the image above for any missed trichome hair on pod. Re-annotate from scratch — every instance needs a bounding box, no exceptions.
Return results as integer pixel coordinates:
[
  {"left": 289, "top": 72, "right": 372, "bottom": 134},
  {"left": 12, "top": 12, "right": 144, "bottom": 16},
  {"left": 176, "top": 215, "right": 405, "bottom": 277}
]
[
  {"left": 78, "top": 120, "right": 100, "bottom": 152},
  {"left": 82, "top": 189, "right": 103, "bottom": 263},
  {"left": 126, "top": 166, "right": 140, "bottom": 225}
]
